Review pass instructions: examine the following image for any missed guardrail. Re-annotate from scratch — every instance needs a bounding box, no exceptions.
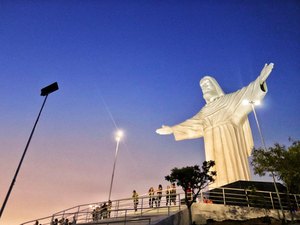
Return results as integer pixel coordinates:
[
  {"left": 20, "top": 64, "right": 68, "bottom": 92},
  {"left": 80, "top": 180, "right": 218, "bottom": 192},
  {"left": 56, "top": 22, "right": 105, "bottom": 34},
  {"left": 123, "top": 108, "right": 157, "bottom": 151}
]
[
  {"left": 21, "top": 193, "right": 183, "bottom": 225},
  {"left": 21, "top": 188, "right": 300, "bottom": 225},
  {"left": 203, "top": 187, "right": 300, "bottom": 210}
]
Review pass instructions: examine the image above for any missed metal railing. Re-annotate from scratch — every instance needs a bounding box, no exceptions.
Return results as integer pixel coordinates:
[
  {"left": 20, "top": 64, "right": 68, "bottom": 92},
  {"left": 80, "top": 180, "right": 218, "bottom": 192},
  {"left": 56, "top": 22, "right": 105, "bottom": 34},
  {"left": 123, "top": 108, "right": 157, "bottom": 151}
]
[
  {"left": 21, "top": 187, "right": 300, "bottom": 225},
  {"left": 21, "top": 193, "right": 183, "bottom": 225},
  {"left": 202, "top": 187, "right": 300, "bottom": 211}
]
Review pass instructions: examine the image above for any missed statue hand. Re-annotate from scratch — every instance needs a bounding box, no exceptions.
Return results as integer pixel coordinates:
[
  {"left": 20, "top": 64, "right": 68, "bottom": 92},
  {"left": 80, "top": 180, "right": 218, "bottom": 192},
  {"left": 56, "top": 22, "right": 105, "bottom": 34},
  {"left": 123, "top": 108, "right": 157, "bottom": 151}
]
[
  {"left": 259, "top": 63, "right": 274, "bottom": 84},
  {"left": 156, "top": 125, "right": 173, "bottom": 135}
]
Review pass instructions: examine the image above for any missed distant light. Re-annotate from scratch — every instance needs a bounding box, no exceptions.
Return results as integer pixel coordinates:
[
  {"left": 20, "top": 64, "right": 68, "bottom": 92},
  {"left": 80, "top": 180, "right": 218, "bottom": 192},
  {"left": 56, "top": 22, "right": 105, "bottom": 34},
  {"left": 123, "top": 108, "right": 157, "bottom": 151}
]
[
  {"left": 115, "top": 130, "right": 124, "bottom": 142},
  {"left": 254, "top": 100, "right": 261, "bottom": 106},
  {"left": 242, "top": 99, "right": 261, "bottom": 106}
]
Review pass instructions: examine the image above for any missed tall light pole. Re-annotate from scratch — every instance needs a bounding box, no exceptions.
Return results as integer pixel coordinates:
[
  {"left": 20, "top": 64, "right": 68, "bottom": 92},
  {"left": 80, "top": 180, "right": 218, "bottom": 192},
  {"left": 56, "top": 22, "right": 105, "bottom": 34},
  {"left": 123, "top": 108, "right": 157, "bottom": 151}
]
[
  {"left": 244, "top": 99, "right": 286, "bottom": 222},
  {"left": 0, "top": 82, "right": 59, "bottom": 219},
  {"left": 108, "top": 130, "right": 123, "bottom": 201}
]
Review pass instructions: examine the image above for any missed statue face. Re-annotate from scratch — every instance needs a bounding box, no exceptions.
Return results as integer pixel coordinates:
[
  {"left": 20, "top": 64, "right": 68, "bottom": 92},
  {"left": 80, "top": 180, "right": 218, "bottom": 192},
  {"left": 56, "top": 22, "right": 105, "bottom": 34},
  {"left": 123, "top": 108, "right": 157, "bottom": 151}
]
[{"left": 200, "top": 79, "right": 218, "bottom": 103}]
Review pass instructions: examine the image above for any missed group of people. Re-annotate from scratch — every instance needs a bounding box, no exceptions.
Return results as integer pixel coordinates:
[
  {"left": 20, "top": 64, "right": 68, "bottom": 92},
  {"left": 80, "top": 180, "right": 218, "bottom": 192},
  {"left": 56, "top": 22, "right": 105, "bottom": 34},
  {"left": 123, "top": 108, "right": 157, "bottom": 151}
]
[
  {"left": 132, "top": 183, "right": 177, "bottom": 212},
  {"left": 49, "top": 217, "right": 76, "bottom": 225},
  {"left": 91, "top": 200, "right": 112, "bottom": 221}
]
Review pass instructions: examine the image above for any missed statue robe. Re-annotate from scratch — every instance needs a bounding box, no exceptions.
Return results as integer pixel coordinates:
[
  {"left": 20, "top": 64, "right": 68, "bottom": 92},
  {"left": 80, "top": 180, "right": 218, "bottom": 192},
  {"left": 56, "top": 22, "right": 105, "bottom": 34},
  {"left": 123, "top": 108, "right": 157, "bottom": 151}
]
[{"left": 171, "top": 77, "right": 267, "bottom": 188}]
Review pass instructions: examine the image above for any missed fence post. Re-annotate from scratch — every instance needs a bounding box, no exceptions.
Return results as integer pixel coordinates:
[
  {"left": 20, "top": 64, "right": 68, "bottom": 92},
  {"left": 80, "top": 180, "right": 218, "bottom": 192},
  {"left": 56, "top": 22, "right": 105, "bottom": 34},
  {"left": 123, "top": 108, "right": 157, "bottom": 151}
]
[
  {"left": 76, "top": 206, "right": 80, "bottom": 222},
  {"left": 245, "top": 190, "right": 250, "bottom": 207},
  {"left": 222, "top": 188, "right": 226, "bottom": 205},
  {"left": 270, "top": 192, "right": 275, "bottom": 209},
  {"left": 116, "top": 200, "right": 119, "bottom": 217},
  {"left": 178, "top": 194, "right": 181, "bottom": 210},
  {"left": 294, "top": 194, "right": 299, "bottom": 209},
  {"left": 140, "top": 197, "right": 144, "bottom": 216},
  {"left": 124, "top": 209, "right": 127, "bottom": 225}
]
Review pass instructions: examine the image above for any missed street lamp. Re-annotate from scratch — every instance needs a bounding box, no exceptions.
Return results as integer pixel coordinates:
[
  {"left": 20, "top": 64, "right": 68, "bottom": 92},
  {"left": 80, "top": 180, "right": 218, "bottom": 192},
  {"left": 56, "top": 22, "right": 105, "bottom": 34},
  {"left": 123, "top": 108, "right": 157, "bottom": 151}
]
[
  {"left": 243, "top": 99, "right": 286, "bottom": 222},
  {"left": 0, "top": 82, "right": 59, "bottom": 219},
  {"left": 108, "top": 130, "right": 123, "bottom": 201}
]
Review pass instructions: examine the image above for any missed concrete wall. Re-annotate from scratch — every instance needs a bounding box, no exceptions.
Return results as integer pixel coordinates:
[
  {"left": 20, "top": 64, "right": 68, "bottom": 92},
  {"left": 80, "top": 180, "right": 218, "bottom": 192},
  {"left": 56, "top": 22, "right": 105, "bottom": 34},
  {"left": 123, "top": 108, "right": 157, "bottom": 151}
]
[
  {"left": 154, "top": 208, "right": 190, "bottom": 225},
  {"left": 154, "top": 203, "right": 300, "bottom": 225},
  {"left": 192, "top": 203, "right": 300, "bottom": 224}
]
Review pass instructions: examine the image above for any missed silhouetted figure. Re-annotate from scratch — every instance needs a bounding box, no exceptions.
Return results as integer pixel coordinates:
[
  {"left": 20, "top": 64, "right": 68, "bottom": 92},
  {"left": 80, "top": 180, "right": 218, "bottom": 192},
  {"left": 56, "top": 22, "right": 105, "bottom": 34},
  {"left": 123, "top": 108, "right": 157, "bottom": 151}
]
[
  {"left": 148, "top": 187, "right": 155, "bottom": 207},
  {"left": 107, "top": 200, "right": 112, "bottom": 218},
  {"left": 155, "top": 184, "right": 163, "bottom": 207},
  {"left": 166, "top": 185, "right": 171, "bottom": 206},
  {"left": 101, "top": 203, "right": 108, "bottom": 219},
  {"left": 132, "top": 190, "right": 139, "bottom": 212},
  {"left": 171, "top": 183, "right": 177, "bottom": 205}
]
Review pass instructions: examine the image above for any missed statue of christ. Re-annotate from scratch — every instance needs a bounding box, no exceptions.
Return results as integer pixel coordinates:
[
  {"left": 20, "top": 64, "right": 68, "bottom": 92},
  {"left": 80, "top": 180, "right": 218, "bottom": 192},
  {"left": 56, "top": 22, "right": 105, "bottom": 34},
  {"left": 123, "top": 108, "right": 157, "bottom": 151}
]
[{"left": 156, "top": 63, "right": 274, "bottom": 188}]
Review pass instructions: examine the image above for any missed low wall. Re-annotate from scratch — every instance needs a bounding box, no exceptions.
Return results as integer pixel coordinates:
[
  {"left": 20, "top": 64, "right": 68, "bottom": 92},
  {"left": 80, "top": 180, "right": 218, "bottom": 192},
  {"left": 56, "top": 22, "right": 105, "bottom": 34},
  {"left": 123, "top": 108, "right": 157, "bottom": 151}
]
[
  {"left": 155, "top": 203, "right": 300, "bottom": 225},
  {"left": 154, "top": 208, "right": 189, "bottom": 225},
  {"left": 192, "top": 203, "right": 300, "bottom": 224}
]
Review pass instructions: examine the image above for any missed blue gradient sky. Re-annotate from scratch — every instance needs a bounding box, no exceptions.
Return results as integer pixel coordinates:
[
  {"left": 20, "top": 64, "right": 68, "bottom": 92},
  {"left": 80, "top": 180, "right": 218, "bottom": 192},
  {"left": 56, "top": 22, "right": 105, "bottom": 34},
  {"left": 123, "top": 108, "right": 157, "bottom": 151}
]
[{"left": 0, "top": 1, "right": 299, "bottom": 224}]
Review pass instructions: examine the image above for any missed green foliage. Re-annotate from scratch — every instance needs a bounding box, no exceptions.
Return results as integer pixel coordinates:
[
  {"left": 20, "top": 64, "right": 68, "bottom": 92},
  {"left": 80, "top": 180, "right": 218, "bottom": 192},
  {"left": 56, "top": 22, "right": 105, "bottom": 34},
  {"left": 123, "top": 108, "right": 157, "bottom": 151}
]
[
  {"left": 251, "top": 140, "right": 300, "bottom": 193},
  {"left": 165, "top": 160, "right": 216, "bottom": 207}
]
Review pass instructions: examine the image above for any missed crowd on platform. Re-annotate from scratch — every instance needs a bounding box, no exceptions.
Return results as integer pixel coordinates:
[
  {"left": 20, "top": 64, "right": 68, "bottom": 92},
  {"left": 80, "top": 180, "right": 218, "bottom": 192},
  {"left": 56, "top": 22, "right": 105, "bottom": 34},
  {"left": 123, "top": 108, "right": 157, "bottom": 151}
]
[
  {"left": 132, "top": 183, "right": 178, "bottom": 212},
  {"left": 91, "top": 200, "right": 112, "bottom": 221},
  {"left": 33, "top": 182, "right": 216, "bottom": 225}
]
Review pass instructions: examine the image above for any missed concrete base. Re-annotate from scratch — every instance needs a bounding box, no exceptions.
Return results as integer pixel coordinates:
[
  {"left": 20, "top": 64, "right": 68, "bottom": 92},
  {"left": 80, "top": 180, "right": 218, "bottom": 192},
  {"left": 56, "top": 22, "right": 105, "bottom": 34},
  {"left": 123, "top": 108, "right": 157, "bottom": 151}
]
[
  {"left": 192, "top": 203, "right": 300, "bottom": 224},
  {"left": 154, "top": 207, "right": 189, "bottom": 225},
  {"left": 154, "top": 203, "right": 300, "bottom": 225}
]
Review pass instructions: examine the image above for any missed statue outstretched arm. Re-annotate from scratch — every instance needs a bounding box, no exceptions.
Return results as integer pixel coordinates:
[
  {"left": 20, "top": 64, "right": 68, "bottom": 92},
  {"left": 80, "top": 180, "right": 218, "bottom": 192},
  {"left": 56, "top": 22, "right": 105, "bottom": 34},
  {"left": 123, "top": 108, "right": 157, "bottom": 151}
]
[
  {"left": 156, "top": 116, "right": 204, "bottom": 141},
  {"left": 156, "top": 125, "right": 173, "bottom": 135},
  {"left": 259, "top": 63, "right": 274, "bottom": 84}
]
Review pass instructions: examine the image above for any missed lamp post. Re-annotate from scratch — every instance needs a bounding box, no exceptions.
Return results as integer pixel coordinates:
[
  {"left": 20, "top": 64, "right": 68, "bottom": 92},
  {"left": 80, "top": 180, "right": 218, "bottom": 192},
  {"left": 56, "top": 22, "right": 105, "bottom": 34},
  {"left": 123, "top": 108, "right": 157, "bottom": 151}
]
[
  {"left": 0, "top": 82, "right": 59, "bottom": 219},
  {"left": 108, "top": 130, "right": 123, "bottom": 201},
  {"left": 244, "top": 99, "right": 286, "bottom": 222}
]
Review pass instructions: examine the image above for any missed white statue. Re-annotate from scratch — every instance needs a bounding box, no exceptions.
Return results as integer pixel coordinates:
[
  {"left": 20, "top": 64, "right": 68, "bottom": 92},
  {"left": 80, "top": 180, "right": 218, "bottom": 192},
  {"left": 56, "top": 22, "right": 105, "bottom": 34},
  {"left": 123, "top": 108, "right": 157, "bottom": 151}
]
[{"left": 156, "top": 63, "right": 274, "bottom": 188}]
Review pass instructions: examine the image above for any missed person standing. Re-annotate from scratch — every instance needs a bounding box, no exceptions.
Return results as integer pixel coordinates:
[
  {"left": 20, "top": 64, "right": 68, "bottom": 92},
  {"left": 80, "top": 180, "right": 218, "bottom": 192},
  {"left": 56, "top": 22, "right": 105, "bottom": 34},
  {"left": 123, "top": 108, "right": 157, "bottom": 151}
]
[
  {"left": 132, "top": 190, "right": 139, "bottom": 212},
  {"left": 148, "top": 187, "right": 155, "bottom": 208},
  {"left": 186, "top": 182, "right": 193, "bottom": 203},
  {"left": 171, "top": 183, "right": 177, "bottom": 205},
  {"left": 107, "top": 200, "right": 112, "bottom": 218},
  {"left": 155, "top": 184, "right": 163, "bottom": 207},
  {"left": 166, "top": 185, "right": 171, "bottom": 206}
]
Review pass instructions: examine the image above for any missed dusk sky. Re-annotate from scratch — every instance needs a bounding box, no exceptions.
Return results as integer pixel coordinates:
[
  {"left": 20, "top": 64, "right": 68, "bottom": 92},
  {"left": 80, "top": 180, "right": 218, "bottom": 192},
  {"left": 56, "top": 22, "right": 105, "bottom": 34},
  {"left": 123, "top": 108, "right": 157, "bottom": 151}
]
[{"left": 0, "top": 1, "right": 299, "bottom": 224}]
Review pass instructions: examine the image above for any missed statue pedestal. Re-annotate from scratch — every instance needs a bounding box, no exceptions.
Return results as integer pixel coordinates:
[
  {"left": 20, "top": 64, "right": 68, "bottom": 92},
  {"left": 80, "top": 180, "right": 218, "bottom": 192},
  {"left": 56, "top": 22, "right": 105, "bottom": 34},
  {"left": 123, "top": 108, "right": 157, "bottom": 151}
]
[{"left": 206, "top": 180, "right": 290, "bottom": 210}]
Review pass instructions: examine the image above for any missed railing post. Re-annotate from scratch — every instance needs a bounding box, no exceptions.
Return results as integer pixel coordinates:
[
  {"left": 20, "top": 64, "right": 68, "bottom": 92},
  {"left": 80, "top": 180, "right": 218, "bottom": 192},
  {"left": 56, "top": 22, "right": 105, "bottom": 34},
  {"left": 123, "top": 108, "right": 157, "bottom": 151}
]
[
  {"left": 116, "top": 200, "right": 119, "bottom": 217},
  {"left": 222, "top": 188, "right": 226, "bottom": 205},
  {"left": 124, "top": 209, "right": 127, "bottom": 225},
  {"left": 76, "top": 206, "right": 80, "bottom": 222},
  {"left": 245, "top": 190, "right": 250, "bottom": 207},
  {"left": 51, "top": 214, "right": 54, "bottom": 224},
  {"left": 178, "top": 193, "right": 181, "bottom": 210},
  {"left": 294, "top": 194, "right": 299, "bottom": 209},
  {"left": 270, "top": 192, "right": 275, "bottom": 209},
  {"left": 140, "top": 197, "right": 144, "bottom": 216}
]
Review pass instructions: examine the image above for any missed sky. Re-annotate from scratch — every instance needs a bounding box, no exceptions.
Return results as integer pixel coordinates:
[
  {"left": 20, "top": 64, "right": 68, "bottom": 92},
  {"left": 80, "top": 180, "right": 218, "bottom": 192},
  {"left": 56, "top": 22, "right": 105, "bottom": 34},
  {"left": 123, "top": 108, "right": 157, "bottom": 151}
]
[{"left": 0, "top": 1, "right": 299, "bottom": 224}]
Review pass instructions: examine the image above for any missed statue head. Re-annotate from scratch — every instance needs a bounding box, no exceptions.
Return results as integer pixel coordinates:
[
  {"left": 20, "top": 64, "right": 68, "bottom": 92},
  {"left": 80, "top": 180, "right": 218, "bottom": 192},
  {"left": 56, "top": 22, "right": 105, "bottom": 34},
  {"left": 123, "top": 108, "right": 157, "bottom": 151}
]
[{"left": 200, "top": 76, "right": 225, "bottom": 103}]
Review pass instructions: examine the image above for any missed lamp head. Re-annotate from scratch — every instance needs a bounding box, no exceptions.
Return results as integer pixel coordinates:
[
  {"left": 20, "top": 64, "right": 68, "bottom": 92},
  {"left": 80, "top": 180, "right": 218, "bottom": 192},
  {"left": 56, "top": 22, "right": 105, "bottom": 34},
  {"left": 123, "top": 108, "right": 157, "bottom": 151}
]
[
  {"left": 41, "top": 82, "right": 59, "bottom": 96},
  {"left": 115, "top": 130, "right": 124, "bottom": 142},
  {"left": 242, "top": 99, "right": 261, "bottom": 106}
]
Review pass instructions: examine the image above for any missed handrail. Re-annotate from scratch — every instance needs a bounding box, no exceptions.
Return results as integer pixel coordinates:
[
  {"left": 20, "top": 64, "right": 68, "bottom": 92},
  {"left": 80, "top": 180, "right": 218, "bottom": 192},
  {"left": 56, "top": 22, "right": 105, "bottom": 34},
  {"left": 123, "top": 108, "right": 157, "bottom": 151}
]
[
  {"left": 21, "top": 188, "right": 300, "bottom": 225},
  {"left": 21, "top": 193, "right": 183, "bottom": 225}
]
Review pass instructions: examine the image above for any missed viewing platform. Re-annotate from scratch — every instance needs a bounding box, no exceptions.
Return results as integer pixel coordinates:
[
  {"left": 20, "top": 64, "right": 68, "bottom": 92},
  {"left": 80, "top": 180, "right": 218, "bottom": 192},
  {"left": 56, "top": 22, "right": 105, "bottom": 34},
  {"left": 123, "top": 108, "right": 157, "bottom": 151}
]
[{"left": 21, "top": 181, "right": 300, "bottom": 225}]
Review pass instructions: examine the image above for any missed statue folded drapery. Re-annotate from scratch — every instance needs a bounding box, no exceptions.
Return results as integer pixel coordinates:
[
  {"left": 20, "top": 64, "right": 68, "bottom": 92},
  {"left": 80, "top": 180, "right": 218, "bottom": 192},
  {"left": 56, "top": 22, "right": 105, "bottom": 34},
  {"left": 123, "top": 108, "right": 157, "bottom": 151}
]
[{"left": 156, "top": 63, "right": 274, "bottom": 188}]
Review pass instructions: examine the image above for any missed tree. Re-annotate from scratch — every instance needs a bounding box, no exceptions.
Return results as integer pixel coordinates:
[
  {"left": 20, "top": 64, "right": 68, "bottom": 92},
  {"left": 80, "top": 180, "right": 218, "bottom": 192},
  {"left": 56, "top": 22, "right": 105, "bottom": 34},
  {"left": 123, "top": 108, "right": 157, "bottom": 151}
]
[
  {"left": 165, "top": 161, "right": 216, "bottom": 225},
  {"left": 279, "top": 140, "right": 300, "bottom": 194},
  {"left": 251, "top": 140, "right": 300, "bottom": 194}
]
